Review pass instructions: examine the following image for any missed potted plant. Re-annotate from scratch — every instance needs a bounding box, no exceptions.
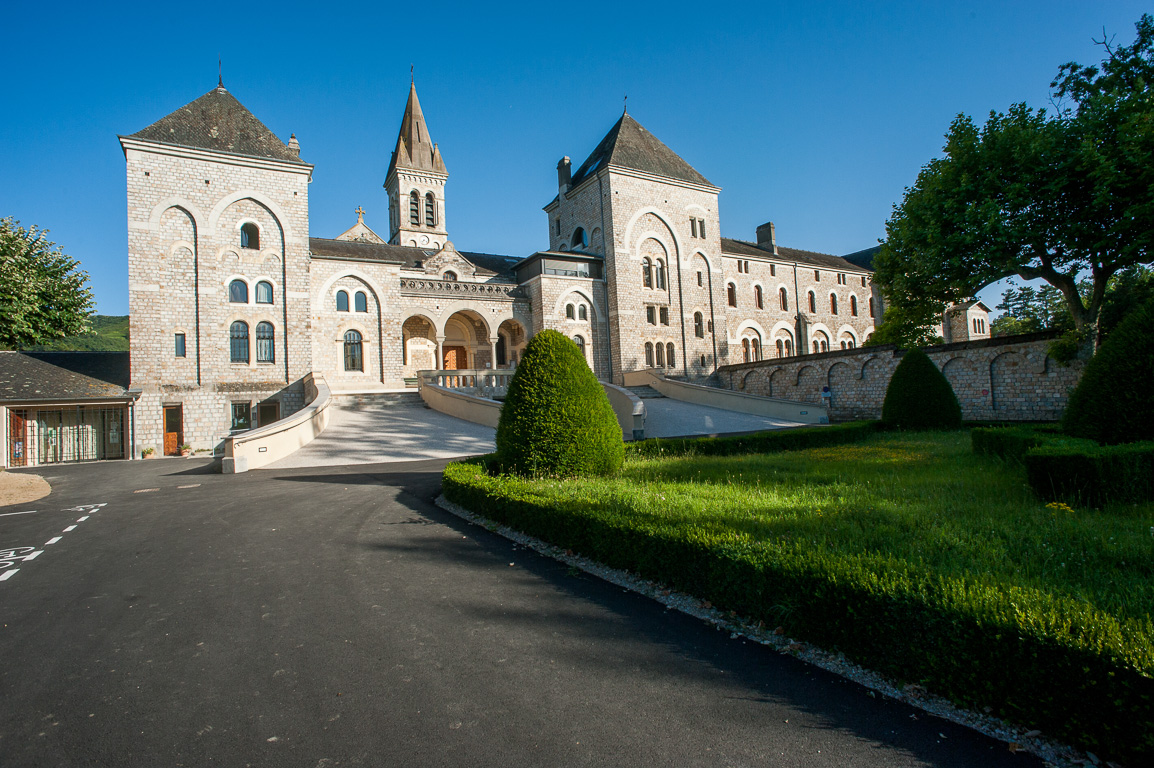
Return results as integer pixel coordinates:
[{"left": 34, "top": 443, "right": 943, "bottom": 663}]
[
  {"left": 180, "top": 443, "right": 192, "bottom": 457},
  {"left": 142, "top": 447, "right": 155, "bottom": 459}
]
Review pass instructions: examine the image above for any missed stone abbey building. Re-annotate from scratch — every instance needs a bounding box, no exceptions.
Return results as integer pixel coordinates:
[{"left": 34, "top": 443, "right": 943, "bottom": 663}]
[{"left": 121, "top": 80, "right": 894, "bottom": 454}]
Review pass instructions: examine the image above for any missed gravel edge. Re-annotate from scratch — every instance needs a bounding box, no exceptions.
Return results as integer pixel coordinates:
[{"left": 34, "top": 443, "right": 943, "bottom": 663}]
[{"left": 436, "top": 494, "right": 1105, "bottom": 768}]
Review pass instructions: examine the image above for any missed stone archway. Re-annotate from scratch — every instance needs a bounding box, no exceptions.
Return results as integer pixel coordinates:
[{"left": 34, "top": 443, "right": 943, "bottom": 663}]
[
  {"left": 443, "top": 310, "right": 490, "bottom": 370},
  {"left": 497, "top": 318, "right": 527, "bottom": 368},
  {"left": 402, "top": 315, "right": 437, "bottom": 377}
]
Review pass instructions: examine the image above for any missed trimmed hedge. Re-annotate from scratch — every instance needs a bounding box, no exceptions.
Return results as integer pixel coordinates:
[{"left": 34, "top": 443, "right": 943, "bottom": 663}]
[
  {"left": 881, "top": 349, "right": 962, "bottom": 430},
  {"left": 1063, "top": 297, "right": 1154, "bottom": 445},
  {"left": 627, "top": 420, "right": 882, "bottom": 458},
  {"left": 495, "top": 329, "right": 623, "bottom": 476},
  {"left": 970, "top": 425, "right": 1074, "bottom": 464},
  {"left": 1025, "top": 441, "right": 1154, "bottom": 506},
  {"left": 443, "top": 459, "right": 1154, "bottom": 764}
]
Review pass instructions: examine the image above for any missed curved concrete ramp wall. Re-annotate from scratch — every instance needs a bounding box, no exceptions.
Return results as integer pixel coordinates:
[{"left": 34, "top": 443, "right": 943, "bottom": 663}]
[
  {"left": 420, "top": 384, "right": 502, "bottom": 428},
  {"left": 623, "top": 369, "right": 828, "bottom": 425},
  {"left": 224, "top": 373, "right": 333, "bottom": 473}
]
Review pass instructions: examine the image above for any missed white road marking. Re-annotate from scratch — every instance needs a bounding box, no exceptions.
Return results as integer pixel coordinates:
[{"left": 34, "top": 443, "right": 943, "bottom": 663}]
[
  {"left": 23, "top": 550, "right": 42, "bottom": 561},
  {"left": 77, "top": 516, "right": 89, "bottom": 522},
  {"left": 0, "top": 569, "right": 18, "bottom": 581},
  {"left": 0, "top": 510, "right": 38, "bottom": 517},
  {"left": 134, "top": 488, "right": 159, "bottom": 494},
  {"left": 177, "top": 484, "right": 201, "bottom": 489},
  {"left": 63, "top": 525, "right": 77, "bottom": 532},
  {"left": 45, "top": 537, "right": 62, "bottom": 545}
]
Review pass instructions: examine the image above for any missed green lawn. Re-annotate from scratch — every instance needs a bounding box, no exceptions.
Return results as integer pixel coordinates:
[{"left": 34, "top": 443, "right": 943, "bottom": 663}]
[{"left": 444, "top": 429, "right": 1154, "bottom": 760}]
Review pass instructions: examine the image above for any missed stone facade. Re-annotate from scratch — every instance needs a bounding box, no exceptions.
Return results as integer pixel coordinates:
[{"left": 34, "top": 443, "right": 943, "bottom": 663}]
[
  {"left": 719, "top": 332, "right": 1083, "bottom": 422},
  {"left": 123, "top": 82, "right": 891, "bottom": 453}
]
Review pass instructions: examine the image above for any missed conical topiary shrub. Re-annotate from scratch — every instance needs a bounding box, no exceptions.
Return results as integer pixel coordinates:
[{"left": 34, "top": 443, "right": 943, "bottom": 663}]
[
  {"left": 496, "top": 329, "right": 624, "bottom": 476},
  {"left": 881, "top": 349, "right": 962, "bottom": 430},
  {"left": 1063, "top": 298, "right": 1154, "bottom": 445}
]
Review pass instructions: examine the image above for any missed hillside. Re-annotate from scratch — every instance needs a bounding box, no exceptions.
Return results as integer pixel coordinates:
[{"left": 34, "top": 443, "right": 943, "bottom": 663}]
[{"left": 24, "top": 315, "right": 129, "bottom": 352}]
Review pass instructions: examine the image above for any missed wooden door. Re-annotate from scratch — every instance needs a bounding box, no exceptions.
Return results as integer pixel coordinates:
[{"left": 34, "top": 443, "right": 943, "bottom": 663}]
[
  {"left": 9, "top": 411, "right": 26, "bottom": 467},
  {"left": 163, "top": 405, "right": 183, "bottom": 456},
  {"left": 442, "top": 346, "right": 467, "bottom": 370}
]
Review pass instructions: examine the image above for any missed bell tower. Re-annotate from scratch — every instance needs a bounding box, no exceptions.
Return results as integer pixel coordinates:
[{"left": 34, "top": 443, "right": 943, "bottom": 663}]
[{"left": 385, "top": 82, "right": 449, "bottom": 249}]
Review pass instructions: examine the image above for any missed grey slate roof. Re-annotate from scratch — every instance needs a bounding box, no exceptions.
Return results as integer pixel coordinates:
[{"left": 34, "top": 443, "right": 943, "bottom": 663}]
[
  {"left": 842, "top": 245, "right": 882, "bottom": 271},
  {"left": 309, "top": 238, "right": 517, "bottom": 278},
  {"left": 386, "top": 83, "right": 447, "bottom": 178},
  {"left": 569, "top": 113, "right": 713, "bottom": 189},
  {"left": 0, "top": 352, "right": 131, "bottom": 403},
  {"left": 127, "top": 86, "right": 307, "bottom": 165},
  {"left": 721, "top": 238, "right": 871, "bottom": 273}
]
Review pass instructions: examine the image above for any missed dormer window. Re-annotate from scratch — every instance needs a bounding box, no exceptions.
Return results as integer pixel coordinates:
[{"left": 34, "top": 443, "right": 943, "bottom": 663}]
[
  {"left": 442, "top": 271, "right": 457, "bottom": 282},
  {"left": 240, "top": 222, "right": 259, "bottom": 250}
]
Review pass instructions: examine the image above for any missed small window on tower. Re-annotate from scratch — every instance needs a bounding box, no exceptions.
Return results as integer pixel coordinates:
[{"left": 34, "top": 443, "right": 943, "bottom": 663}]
[
  {"left": 690, "top": 218, "right": 697, "bottom": 238},
  {"left": 410, "top": 191, "right": 420, "bottom": 226},
  {"left": 425, "top": 193, "right": 436, "bottom": 227},
  {"left": 240, "top": 222, "right": 259, "bottom": 250},
  {"left": 175, "top": 333, "right": 186, "bottom": 358}
]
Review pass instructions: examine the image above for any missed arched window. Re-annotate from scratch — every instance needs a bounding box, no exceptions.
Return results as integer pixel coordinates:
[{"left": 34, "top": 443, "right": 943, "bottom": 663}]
[
  {"left": 240, "top": 222, "right": 259, "bottom": 250},
  {"left": 776, "top": 339, "right": 784, "bottom": 357},
  {"left": 785, "top": 338, "right": 793, "bottom": 356},
  {"left": 344, "top": 329, "right": 363, "bottom": 371},
  {"left": 727, "top": 283, "right": 737, "bottom": 307},
  {"left": 409, "top": 191, "right": 420, "bottom": 226},
  {"left": 694, "top": 312, "right": 704, "bottom": 338},
  {"left": 869, "top": 297, "right": 876, "bottom": 317},
  {"left": 644, "top": 342, "right": 654, "bottom": 367},
  {"left": 831, "top": 294, "right": 838, "bottom": 315},
  {"left": 571, "top": 227, "right": 587, "bottom": 248},
  {"left": 229, "top": 321, "right": 249, "bottom": 363},
  {"left": 813, "top": 340, "right": 819, "bottom": 353},
  {"left": 355, "top": 291, "right": 368, "bottom": 313},
  {"left": 578, "top": 305, "right": 587, "bottom": 321},
  {"left": 442, "top": 271, "right": 457, "bottom": 282},
  {"left": 642, "top": 258, "right": 653, "bottom": 288},
  {"left": 255, "top": 281, "right": 273, "bottom": 304},
  {"left": 573, "top": 335, "right": 585, "bottom": 357},
  {"left": 336, "top": 290, "right": 349, "bottom": 312},
  {"left": 779, "top": 287, "right": 789, "bottom": 311},
  {"left": 655, "top": 342, "right": 665, "bottom": 367},
  {"left": 425, "top": 192, "right": 436, "bottom": 227},
  {"left": 754, "top": 285, "right": 763, "bottom": 309},
  {"left": 808, "top": 291, "right": 816, "bottom": 314},
  {"left": 742, "top": 338, "right": 751, "bottom": 362},
  {"left": 255, "top": 321, "right": 275, "bottom": 363},
  {"left": 751, "top": 338, "right": 760, "bottom": 360},
  {"left": 655, "top": 260, "right": 667, "bottom": 290},
  {"left": 566, "top": 304, "right": 575, "bottom": 320},
  {"left": 850, "top": 295, "right": 858, "bottom": 316},
  {"left": 666, "top": 343, "right": 675, "bottom": 368},
  {"left": 229, "top": 279, "right": 248, "bottom": 304}
]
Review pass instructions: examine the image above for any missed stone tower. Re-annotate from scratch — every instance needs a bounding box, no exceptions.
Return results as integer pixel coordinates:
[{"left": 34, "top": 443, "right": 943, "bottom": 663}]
[
  {"left": 119, "top": 83, "right": 314, "bottom": 454},
  {"left": 385, "top": 83, "right": 449, "bottom": 249},
  {"left": 545, "top": 111, "right": 727, "bottom": 383}
]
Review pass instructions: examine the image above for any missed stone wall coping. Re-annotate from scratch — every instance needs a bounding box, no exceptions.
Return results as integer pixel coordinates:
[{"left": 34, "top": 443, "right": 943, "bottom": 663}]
[
  {"left": 419, "top": 383, "right": 502, "bottom": 428},
  {"left": 717, "top": 330, "right": 1059, "bottom": 374}
]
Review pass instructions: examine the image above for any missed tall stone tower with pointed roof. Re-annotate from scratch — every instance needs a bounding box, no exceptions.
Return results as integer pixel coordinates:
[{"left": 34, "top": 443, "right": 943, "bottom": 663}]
[{"left": 385, "top": 83, "right": 449, "bottom": 249}]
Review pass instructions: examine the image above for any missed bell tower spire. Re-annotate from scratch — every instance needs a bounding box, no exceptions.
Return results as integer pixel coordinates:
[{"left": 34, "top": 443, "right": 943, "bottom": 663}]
[{"left": 385, "top": 81, "right": 449, "bottom": 248}]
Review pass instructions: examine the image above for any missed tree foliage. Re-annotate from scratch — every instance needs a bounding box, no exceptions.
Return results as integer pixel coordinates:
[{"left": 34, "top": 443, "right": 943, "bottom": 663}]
[
  {"left": 495, "top": 329, "right": 623, "bottom": 477},
  {"left": 1062, "top": 297, "right": 1154, "bottom": 445},
  {"left": 991, "top": 266, "right": 1154, "bottom": 340},
  {"left": 863, "top": 302, "right": 943, "bottom": 348},
  {"left": 881, "top": 349, "right": 962, "bottom": 430},
  {"left": 0, "top": 217, "right": 94, "bottom": 349},
  {"left": 874, "top": 15, "right": 1154, "bottom": 349}
]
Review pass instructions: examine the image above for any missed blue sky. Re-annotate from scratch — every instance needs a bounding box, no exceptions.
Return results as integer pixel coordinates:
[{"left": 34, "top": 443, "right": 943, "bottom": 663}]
[{"left": 1, "top": 1, "right": 1147, "bottom": 315}]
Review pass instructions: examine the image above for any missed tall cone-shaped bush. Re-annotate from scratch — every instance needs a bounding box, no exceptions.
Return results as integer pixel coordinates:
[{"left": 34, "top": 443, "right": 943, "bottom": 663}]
[
  {"left": 881, "top": 349, "right": 962, "bottom": 430},
  {"left": 1063, "top": 298, "right": 1154, "bottom": 445},
  {"left": 496, "top": 329, "right": 624, "bottom": 476}
]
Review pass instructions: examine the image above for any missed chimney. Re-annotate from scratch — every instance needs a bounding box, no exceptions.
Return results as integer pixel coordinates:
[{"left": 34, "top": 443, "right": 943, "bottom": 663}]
[
  {"left": 557, "top": 156, "right": 572, "bottom": 193},
  {"left": 756, "top": 221, "right": 777, "bottom": 254},
  {"left": 288, "top": 133, "right": 301, "bottom": 158}
]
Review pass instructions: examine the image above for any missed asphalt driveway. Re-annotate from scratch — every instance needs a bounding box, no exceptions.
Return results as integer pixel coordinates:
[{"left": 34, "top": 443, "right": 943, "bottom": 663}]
[{"left": 0, "top": 458, "right": 1044, "bottom": 767}]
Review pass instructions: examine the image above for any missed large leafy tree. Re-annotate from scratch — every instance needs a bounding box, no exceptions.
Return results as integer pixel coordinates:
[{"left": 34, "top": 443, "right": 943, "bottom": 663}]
[
  {"left": 874, "top": 15, "right": 1154, "bottom": 350},
  {"left": 0, "top": 217, "right": 94, "bottom": 349}
]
